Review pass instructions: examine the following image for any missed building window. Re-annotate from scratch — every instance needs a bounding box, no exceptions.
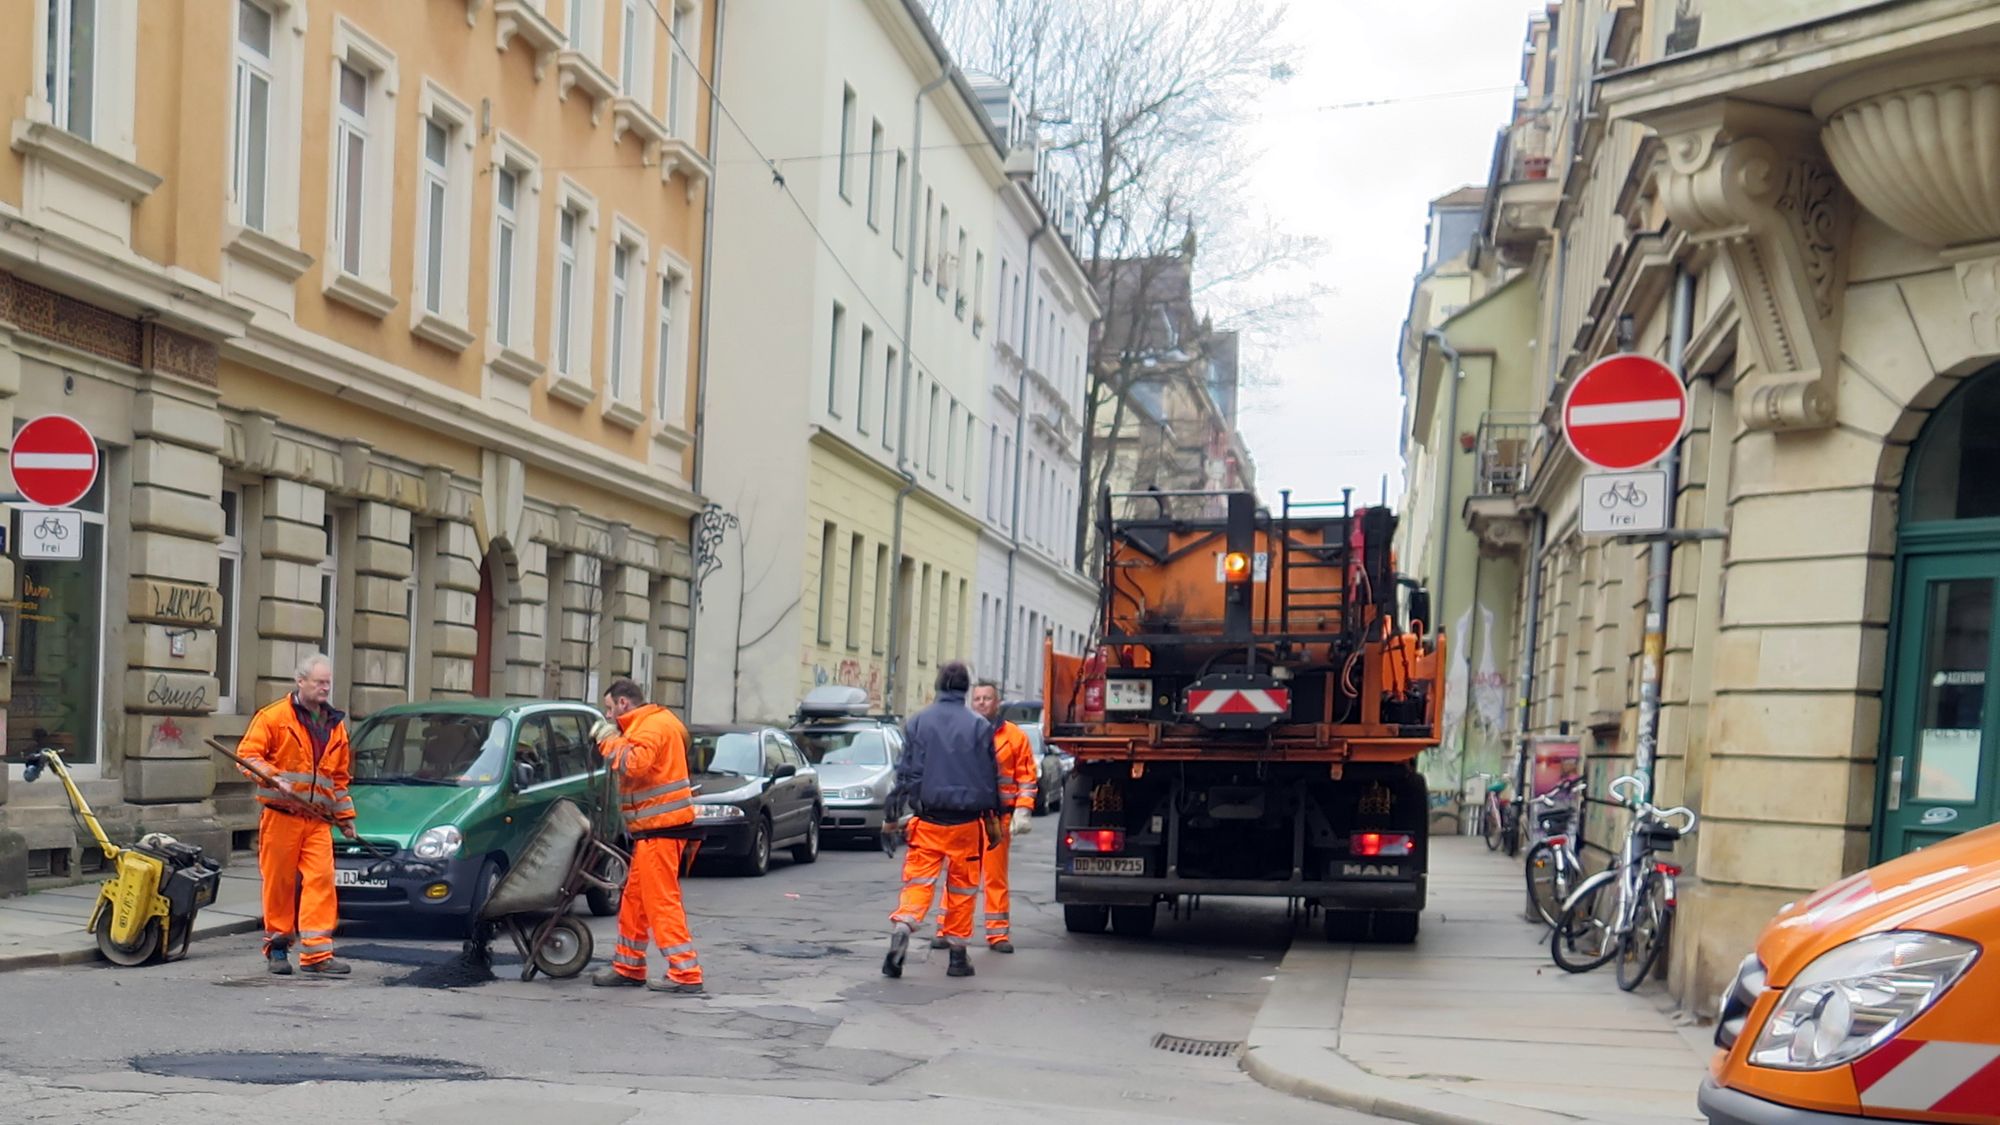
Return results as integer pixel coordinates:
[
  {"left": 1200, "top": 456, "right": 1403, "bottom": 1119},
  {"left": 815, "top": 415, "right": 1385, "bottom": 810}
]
[
  {"left": 557, "top": 205, "right": 582, "bottom": 375},
  {"left": 922, "top": 189, "right": 934, "bottom": 282},
  {"left": 872, "top": 544, "right": 890, "bottom": 654},
  {"left": 986, "top": 424, "right": 1000, "bottom": 520},
  {"left": 326, "top": 22, "right": 397, "bottom": 300},
  {"left": 656, "top": 258, "right": 690, "bottom": 426},
  {"left": 568, "top": 0, "right": 601, "bottom": 58},
  {"left": 319, "top": 513, "right": 340, "bottom": 662},
  {"left": 936, "top": 205, "right": 951, "bottom": 298},
  {"left": 954, "top": 229, "right": 968, "bottom": 316},
  {"left": 232, "top": 1, "right": 274, "bottom": 231},
  {"left": 489, "top": 139, "right": 541, "bottom": 355},
  {"left": 837, "top": 85, "right": 855, "bottom": 202},
  {"left": 493, "top": 168, "right": 521, "bottom": 345},
  {"left": 927, "top": 384, "right": 941, "bottom": 476},
  {"left": 666, "top": 0, "right": 695, "bottom": 137},
  {"left": 403, "top": 572, "right": 420, "bottom": 699},
  {"left": 552, "top": 185, "right": 597, "bottom": 388},
  {"left": 619, "top": 0, "right": 645, "bottom": 94},
  {"left": 855, "top": 325, "right": 876, "bottom": 434},
  {"left": 892, "top": 150, "right": 908, "bottom": 255},
  {"left": 946, "top": 400, "right": 961, "bottom": 490},
  {"left": 881, "top": 346, "right": 897, "bottom": 451},
  {"left": 962, "top": 414, "right": 975, "bottom": 493},
  {"left": 916, "top": 563, "right": 932, "bottom": 667},
  {"left": 866, "top": 119, "right": 883, "bottom": 228},
  {"left": 972, "top": 250, "right": 985, "bottom": 335},
  {"left": 412, "top": 84, "right": 474, "bottom": 336},
  {"left": 816, "top": 521, "right": 838, "bottom": 645},
  {"left": 419, "top": 120, "right": 449, "bottom": 315},
  {"left": 845, "top": 534, "right": 864, "bottom": 650},
  {"left": 827, "top": 301, "right": 846, "bottom": 417},
  {"left": 218, "top": 489, "right": 243, "bottom": 715},
  {"left": 45, "top": 0, "right": 96, "bottom": 140},
  {"left": 997, "top": 260, "right": 1010, "bottom": 340},
  {"left": 609, "top": 240, "right": 634, "bottom": 401},
  {"left": 333, "top": 63, "right": 369, "bottom": 277},
  {"left": 935, "top": 570, "right": 951, "bottom": 664}
]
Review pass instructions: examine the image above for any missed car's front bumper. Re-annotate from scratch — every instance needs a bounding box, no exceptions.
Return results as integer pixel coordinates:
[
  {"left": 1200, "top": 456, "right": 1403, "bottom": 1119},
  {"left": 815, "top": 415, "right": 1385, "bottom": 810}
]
[
  {"left": 1698, "top": 1075, "right": 1913, "bottom": 1125},
  {"left": 821, "top": 801, "right": 885, "bottom": 834},
  {"left": 332, "top": 852, "right": 484, "bottom": 917},
  {"left": 692, "top": 815, "right": 756, "bottom": 857}
]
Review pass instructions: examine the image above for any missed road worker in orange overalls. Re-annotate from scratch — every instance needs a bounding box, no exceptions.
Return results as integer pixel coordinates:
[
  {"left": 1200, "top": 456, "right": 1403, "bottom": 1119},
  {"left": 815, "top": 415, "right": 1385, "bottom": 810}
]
[
  {"left": 590, "top": 677, "right": 705, "bottom": 995},
  {"left": 932, "top": 680, "right": 1036, "bottom": 953},
  {"left": 236, "top": 652, "right": 357, "bottom": 977},
  {"left": 882, "top": 661, "right": 1003, "bottom": 980}
]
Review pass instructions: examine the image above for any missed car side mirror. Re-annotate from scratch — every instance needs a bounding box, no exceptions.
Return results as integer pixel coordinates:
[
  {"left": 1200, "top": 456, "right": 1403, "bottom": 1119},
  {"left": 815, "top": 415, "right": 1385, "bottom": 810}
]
[
  {"left": 772, "top": 763, "right": 798, "bottom": 781},
  {"left": 514, "top": 762, "right": 536, "bottom": 789}
]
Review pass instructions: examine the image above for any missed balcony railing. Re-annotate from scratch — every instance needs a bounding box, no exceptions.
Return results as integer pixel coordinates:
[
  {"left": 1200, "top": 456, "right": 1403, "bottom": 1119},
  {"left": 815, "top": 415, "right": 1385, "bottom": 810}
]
[{"left": 1473, "top": 414, "right": 1541, "bottom": 497}]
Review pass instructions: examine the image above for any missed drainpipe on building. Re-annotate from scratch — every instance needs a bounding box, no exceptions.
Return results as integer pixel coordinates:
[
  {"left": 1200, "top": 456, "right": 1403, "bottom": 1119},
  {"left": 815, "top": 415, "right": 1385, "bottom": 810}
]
[
  {"left": 884, "top": 68, "right": 955, "bottom": 712},
  {"left": 1000, "top": 206, "right": 1051, "bottom": 695},
  {"left": 683, "top": 0, "right": 726, "bottom": 710},
  {"left": 1634, "top": 268, "right": 1696, "bottom": 805}
]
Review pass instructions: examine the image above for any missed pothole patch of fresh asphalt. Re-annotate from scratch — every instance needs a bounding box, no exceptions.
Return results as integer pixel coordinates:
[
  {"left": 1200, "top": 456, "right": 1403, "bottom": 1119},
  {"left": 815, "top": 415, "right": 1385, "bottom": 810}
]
[{"left": 130, "top": 1052, "right": 488, "bottom": 1084}]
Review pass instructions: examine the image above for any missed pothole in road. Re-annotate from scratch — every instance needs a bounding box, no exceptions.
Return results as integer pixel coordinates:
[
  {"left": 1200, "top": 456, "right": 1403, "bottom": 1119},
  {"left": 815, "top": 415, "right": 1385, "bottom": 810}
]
[
  {"left": 743, "top": 941, "right": 852, "bottom": 959},
  {"left": 131, "top": 1052, "right": 488, "bottom": 1084},
  {"left": 1150, "top": 1033, "right": 1242, "bottom": 1059}
]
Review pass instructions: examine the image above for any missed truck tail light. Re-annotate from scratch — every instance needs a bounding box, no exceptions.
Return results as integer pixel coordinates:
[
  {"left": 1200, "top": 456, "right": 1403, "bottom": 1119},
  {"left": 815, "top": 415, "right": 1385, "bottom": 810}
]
[
  {"left": 1066, "top": 828, "right": 1125, "bottom": 854},
  {"left": 1350, "top": 832, "right": 1412, "bottom": 857},
  {"left": 1223, "top": 551, "right": 1252, "bottom": 583}
]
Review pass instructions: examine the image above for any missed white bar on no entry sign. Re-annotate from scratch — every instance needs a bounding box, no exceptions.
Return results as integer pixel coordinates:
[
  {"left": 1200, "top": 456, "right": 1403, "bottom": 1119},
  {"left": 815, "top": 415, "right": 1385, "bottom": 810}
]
[
  {"left": 12, "top": 452, "right": 95, "bottom": 469},
  {"left": 1568, "top": 399, "right": 1682, "bottom": 427}
]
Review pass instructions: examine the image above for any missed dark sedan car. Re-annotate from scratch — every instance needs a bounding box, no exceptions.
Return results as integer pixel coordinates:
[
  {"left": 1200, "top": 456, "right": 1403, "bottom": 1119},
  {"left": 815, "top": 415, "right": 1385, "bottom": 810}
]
[{"left": 687, "top": 724, "right": 822, "bottom": 877}]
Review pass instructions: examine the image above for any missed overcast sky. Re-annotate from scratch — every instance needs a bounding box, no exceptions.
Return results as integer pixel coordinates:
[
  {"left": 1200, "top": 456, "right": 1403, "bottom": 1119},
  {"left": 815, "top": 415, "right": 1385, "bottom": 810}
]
[{"left": 1232, "top": 1, "right": 1543, "bottom": 507}]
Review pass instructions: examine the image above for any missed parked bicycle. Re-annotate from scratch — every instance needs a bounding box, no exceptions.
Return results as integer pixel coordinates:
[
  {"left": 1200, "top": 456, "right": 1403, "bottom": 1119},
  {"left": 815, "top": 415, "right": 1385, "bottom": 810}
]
[
  {"left": 1522, "top": 774, "right": 1587, "bottom": 926},
  {"left": 1549, "top": 775, "right": 1696, "bottom": 991},
  {"left": 1475, "top": 774, "right": 1515, "bottom": 853}
]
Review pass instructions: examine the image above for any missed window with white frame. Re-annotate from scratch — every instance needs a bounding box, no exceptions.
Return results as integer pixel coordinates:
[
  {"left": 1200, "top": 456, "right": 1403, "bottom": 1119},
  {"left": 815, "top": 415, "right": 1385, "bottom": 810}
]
[
  {"left": 936, "top": 205, "right": 951, "bottom": 298},
  {"left": 666, "top": 0, "right": 695, "bottom": 137},
  {"left": 414, "top": 84, "right": 473, "bottom": 335},
  {"left": 881, "top": 346, "right": 897, "bottom": 450},
  {"left": 607, "top": 230, "right": 644, "bottom": 404},
  {"left": 962, "top": 414, "right": 975, "bottom": 492},
  {"left": 552, "top": 185, "right": 597, "bottom": 385},
  {"left": 827, "top": 302, "right": 846, "bottom": 417},
  {"left": 232, "top": 1, "right": 274, "bottom": 231},
  {"left": 218, "top": 489, "right": 244, "bottom": 715},
  {"left": 954, "top": 229, "right": 968, "bottom": 316},
  {"left": 619, "top": 0, "right": 647, "bottom": 95},
  {"left": 403, "top": 573, "right": 419, "bottom": 699},
  {"left": 986, "top": 424, "right": 1000, "bottom": 521},
  {"left": 972, "top": 250, "right": 985, "bottom": 334},
  {"left": 655, "top": 256, "right": 690, "bottom": 427},
  {"left": 420, "top": 120, "right": 449, "bottom": 314},
  {"left": 857, "top": 325, "right": 874, "bottom": 434},
  {"left": 328, "top": 24, "right": 397, "bottom": 296},
  {"left": 866, "top": 119, "right": 883, "bottom": 228},
  {"left": 892, "top": 151, "right": 908, "bottom": 255},
  {"left": 488, "top": 142, "right": 541, "bottom": 354},
  {"left": 319, "top": 513, "right": 340, "bottom": 660},
  {"left": 46, "top": 0, "right": 97, "bottom": 140},
  {"left": 922, "top": 190, "right": 934, "bottom": 281},
  {"left": 838, "top": 85, "right": 855, "bottom": 202},
  {"left": 568, "top": 0, "right": 602, "bottom": 58},
  {"left": 946, "top": 400, "right": 961, "bottom": 490},
  {"left": 927, "top": 385, "right": 941, "bottom": 475}
]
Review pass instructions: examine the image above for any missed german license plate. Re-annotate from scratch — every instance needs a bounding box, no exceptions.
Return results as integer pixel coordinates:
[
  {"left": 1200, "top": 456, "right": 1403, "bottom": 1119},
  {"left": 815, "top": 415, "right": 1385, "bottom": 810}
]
[
  {"left": 1105, "top": 679, "right": 1152, "bottom": 711},
  {"left": 334, "top": 868, "right": 386, "bottom": 889},
  {"left": 1073, "top": 857, "right": 1144, "bottom": 875}
]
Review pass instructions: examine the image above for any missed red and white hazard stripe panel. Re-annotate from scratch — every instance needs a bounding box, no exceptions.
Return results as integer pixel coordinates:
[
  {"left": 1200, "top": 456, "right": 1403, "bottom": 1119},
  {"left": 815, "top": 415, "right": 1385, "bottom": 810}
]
[
  {"left": 1186, "top": 688, "right": 1290, "bottom": 716},
  {"left": 1854, "top": 1038, "right": 2000, "bottom": 1117}
]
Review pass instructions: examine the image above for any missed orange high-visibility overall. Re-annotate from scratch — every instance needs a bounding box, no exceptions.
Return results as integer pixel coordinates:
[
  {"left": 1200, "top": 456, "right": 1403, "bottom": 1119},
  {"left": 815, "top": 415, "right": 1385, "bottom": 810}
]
[
  {"left": 895, "top": 819, "right": 986, "bottom": 945},
  {"left": 938, "top": 721, "right": 1039, "bottom": 945},
  {"left": 600, "top": 703, "right": 702, "bottom": 985},
  {"left": 236, "top": 695, "right": 355, "bottom": 967}
]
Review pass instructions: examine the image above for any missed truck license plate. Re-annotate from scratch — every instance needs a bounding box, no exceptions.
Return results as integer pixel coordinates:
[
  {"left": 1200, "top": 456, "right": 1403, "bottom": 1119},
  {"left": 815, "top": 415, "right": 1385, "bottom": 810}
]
[
  {"left": 1105, "top": 679, "right": 1152, "bottom": 711},
  {"left": 1073, "top": 857, "right": 1144, "bottom": 875},
  {"left": 334, "top": 868, "right": 386, "bottom": 889}
]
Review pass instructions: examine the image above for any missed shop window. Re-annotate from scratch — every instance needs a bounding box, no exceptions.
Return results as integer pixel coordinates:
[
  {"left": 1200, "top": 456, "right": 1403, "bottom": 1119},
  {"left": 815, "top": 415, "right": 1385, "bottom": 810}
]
[
  {"left": 1907, "top": 372, "right": 2000, "bottom": 523},
  {"left": 218, "top": 489, "right": 243, "bottom": 714},
  {"left": 318, "top": 512, "right": 338, "bottom": 660},
  {"left": 8, "top": 468, "right": 106, "bottom": 767}
]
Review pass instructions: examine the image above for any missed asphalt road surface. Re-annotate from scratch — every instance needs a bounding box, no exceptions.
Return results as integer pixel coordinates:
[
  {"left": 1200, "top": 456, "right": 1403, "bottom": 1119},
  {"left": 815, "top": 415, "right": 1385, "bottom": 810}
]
[{"left": 0, "top": 827, "right": 1387, "bottom": 1123}]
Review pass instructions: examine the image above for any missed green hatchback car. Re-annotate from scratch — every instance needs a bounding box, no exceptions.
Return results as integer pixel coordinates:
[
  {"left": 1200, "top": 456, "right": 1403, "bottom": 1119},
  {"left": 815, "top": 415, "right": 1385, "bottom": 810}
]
[{"left": 331, "top": 699, "right": 625, "bottom": 929}]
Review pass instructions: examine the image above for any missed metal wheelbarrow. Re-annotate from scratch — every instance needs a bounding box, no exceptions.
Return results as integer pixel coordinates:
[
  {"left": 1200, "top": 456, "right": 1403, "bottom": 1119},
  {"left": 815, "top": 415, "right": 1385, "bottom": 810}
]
[{"left": 476, "top": 798, "right": 629, "bottom": 981}]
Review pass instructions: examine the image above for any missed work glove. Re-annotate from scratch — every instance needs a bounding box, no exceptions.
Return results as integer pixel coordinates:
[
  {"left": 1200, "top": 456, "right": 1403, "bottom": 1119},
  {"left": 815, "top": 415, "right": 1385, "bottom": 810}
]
[
  {"left": 590, "top": 719, "right": 619, "bottom": 745},
  {"left": 1011, "top": 807, "right": 1032, "bottom": 837},
  {"left": 337, "top": 821, "right": 359, "bottom": 841}
]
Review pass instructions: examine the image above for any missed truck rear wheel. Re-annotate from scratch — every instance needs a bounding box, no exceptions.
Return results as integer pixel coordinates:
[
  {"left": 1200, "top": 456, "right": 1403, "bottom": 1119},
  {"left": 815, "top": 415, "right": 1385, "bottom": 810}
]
[
  {"left": 1063, "top": 905, "right": 1109, "bottom": 934},
  {"left": 1110, "top": 904, "right": 1157, "bottom": 937}
]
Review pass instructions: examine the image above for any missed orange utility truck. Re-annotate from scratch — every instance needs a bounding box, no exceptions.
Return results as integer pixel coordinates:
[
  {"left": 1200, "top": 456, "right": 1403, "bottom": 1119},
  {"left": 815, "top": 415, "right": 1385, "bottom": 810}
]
[{"left": 1043, "top": 489, "right": 1443, "bottom": 942}]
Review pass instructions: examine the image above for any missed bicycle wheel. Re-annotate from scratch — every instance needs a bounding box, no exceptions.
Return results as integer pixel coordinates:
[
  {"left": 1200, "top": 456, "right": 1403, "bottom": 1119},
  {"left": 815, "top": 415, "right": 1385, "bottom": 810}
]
[
  {"left": 1616, "top": 873, "right": 1670, "bottom": 992},
  {"left": 1483, "top": 804, "right": 1504, "bottom": 851},
  {"left": 1524, "top": 841, "right": 1568, "bottom": 927},
  {"left": 1551, "top": 875, "right": 1621, "bottom": 973}
]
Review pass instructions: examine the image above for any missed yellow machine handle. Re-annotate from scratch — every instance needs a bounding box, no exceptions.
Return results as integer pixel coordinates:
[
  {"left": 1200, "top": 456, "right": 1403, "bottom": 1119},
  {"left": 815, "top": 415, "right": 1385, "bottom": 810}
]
[{"left": 27, "top": 749, "right": 118, "bottom": 861}]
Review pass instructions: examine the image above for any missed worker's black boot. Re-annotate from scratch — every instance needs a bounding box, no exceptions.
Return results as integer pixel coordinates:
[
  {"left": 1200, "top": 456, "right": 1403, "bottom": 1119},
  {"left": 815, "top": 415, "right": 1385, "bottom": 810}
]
[
  {"left": 930, "top": 934, "right": 950, "bottom": 950},
  {"left": 266, "top": 945, "right": 292, "bottom": 976},
  {"left": 947, "top": 947, "right": 974, "bottom": 978},
  {"left": 591, "top": 966, "right": 644, "bottom": 987},
  {"left": 882, "top": 923, "right": 910, "bottom": 979},
  {"left": 300, "top": 956, "right": 351, "bottom": 976}
]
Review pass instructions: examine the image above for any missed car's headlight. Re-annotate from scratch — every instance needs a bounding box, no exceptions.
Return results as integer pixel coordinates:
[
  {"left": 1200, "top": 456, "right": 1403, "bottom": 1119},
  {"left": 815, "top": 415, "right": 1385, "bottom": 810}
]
[
  {"left": 694, "top": 803, "right": 745, "bottom": 821},
  {"left": 1749, "top": 931, "right": 1980, "bottom": 1070},
  {"left": 838, "top": 786, "right": 875, "bottom": 800},
  {"left": 413, "top": 825, "right": 463, "bottom": 861}
]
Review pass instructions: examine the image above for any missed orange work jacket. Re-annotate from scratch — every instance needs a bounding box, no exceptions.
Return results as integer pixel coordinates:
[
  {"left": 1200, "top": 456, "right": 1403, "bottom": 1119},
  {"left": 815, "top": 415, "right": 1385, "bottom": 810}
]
[
  {"left": 237, "top": 695, "right": 356, "bottom": 824},
  {"left": 601, "top": 703, "right": 697, "bottom": 834},
  {"left": 994, "top": 720, "right": 1040, "bottom": 813}
]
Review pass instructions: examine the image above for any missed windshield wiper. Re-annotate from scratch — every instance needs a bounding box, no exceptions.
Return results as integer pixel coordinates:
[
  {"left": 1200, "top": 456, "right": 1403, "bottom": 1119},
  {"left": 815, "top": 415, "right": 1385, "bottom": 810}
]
[{"left": 352, "top": 776, "right": 458, "bottom": 786}]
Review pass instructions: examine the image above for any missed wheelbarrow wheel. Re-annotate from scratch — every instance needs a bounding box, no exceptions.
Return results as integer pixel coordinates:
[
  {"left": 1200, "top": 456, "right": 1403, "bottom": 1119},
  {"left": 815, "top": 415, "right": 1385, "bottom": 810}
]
[
  {"left": 586, "top": 846, "right": 627, "bottom": 917},
  {"left": 532, "top": 915, "right": 594, "bottom": 979},
  {"left": 94, "top": 903, "right": 161, "bottom": 967}
]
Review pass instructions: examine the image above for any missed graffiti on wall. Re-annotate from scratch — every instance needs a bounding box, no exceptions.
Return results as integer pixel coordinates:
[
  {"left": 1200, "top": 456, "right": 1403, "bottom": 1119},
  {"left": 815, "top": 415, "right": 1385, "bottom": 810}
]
[
  {"left": 1424, "top": 602, "right": 1509, "bottom": 799},
  {"left": 810, "top": 657, "right": 884, "bottom": 706}
]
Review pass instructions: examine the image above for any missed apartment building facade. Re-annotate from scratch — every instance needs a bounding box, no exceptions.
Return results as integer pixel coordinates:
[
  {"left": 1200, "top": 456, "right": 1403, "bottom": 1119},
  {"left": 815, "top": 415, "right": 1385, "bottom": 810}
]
[
  {"left": 694, "top": 0, "right": 1000, "bottom": 722},
  {"left": 0, "top": 0, "right": 715, "bottom": 893},
  {"left": 1403, "top": 0, "right": 2000, "bottom": 1013}
]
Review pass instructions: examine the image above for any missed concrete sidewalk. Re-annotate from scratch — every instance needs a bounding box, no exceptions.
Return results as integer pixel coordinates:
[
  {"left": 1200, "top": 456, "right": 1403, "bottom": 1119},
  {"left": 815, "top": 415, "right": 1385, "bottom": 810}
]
[
  {"left": 0, "top": 865, "right": 263, "bottom": 972},
  {"left": 1242, "top": 837, "right": 1712, "bottom": 1125}
]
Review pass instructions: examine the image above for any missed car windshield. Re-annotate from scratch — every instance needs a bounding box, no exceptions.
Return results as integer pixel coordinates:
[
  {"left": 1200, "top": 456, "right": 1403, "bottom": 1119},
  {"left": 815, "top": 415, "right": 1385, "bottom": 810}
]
[
  {"left": 350, "top": 713, "right": 507, "bottom": 786},
  {"left": 1019, "top": 724, "right": 1045, "bottom": 755},
  {"left": 690, "top": 732, "right": 762, "bottom": 777},
  {"left": 793, "top": 729, "right": 889, "bottom": 766}
]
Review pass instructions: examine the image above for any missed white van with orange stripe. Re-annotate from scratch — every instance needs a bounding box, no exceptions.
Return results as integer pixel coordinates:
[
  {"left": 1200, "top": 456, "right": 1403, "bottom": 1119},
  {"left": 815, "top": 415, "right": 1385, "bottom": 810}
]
[{"left": 1703, "top": 821, "right": 2000, "bottom": 1124}]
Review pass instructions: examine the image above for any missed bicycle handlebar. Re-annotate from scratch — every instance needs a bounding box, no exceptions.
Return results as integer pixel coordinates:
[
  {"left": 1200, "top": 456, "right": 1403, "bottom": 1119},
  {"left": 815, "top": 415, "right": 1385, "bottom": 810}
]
[{"left": 1606, "top": 774, "right": 1698, "bottom": 834}]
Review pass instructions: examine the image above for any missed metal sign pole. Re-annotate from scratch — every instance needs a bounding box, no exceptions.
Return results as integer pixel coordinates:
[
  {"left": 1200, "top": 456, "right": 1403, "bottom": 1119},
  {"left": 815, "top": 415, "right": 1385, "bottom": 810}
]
[{"left": 1632, "top": 268, "right": 1696, "bottom": 805}]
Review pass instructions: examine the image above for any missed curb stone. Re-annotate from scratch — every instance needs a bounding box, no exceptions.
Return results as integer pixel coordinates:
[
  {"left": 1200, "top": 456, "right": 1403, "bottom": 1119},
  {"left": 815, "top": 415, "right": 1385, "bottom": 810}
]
[
  {"left": 0, "top": 913, "right": 262, "bottom": 974},
  {"left": 1240, "top": 1041, "right": 1584, "bottom": 1125}
]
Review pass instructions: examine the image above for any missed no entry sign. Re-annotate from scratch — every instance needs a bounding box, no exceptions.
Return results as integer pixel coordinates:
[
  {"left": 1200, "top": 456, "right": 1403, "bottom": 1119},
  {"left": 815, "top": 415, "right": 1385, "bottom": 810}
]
[
  {"left": 10, "top": 414, "right": 100, "bottom": 508},
  {"left": 1561, "top": 354, "right": 1688, "bottom": 471}
]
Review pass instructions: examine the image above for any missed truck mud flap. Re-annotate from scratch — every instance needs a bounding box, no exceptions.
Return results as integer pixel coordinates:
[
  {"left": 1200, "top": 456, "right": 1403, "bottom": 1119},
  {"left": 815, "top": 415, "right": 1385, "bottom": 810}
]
[{"left": 1057, "top": 874, "right": 1424, "bottom": 912}]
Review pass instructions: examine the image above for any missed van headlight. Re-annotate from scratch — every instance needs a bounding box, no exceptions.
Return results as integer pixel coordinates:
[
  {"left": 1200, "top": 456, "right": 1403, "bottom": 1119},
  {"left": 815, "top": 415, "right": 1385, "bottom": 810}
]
[
  {"left": 1749, "top": 932, "right": 1979, "bottom": 1070},
  {"left": 413, "top": 825, "right": 463, "bottom": 861}
]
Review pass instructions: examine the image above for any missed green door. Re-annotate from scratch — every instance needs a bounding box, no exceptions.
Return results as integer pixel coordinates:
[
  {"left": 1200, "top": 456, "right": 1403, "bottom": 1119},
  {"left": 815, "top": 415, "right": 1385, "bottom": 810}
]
[{"left": 1880, "top": 550, "right": 2000, "bottom": 857}]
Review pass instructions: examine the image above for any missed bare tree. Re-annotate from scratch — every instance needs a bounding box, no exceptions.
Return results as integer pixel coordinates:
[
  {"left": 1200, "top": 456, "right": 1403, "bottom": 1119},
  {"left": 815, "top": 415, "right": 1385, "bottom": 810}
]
[{"left": 923, "top": 0, "right": 1318, "bottom": 568}]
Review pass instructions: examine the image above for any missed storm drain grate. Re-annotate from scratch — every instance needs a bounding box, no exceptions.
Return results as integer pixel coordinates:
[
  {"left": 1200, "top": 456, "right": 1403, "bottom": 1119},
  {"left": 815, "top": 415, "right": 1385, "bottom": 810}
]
[{"left": 1151, "top": 1033, "right": 1242, "bottom": 1058}]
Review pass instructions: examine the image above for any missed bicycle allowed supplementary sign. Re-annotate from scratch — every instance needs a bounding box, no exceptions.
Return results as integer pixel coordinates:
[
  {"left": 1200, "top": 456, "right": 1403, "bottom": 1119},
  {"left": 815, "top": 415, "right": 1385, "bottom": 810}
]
[
  {"left": 1580, "top": 470, "right": 1668, "bottom": 535},
  {"left": 17, "top": 507, "right": 82, "bottom": 561}
]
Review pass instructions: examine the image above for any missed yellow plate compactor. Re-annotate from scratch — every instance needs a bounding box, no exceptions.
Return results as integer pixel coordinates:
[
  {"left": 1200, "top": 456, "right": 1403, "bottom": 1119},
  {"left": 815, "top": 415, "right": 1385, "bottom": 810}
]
[{"left": 23, "top": 748, "right": 223, "bottom": 965}]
